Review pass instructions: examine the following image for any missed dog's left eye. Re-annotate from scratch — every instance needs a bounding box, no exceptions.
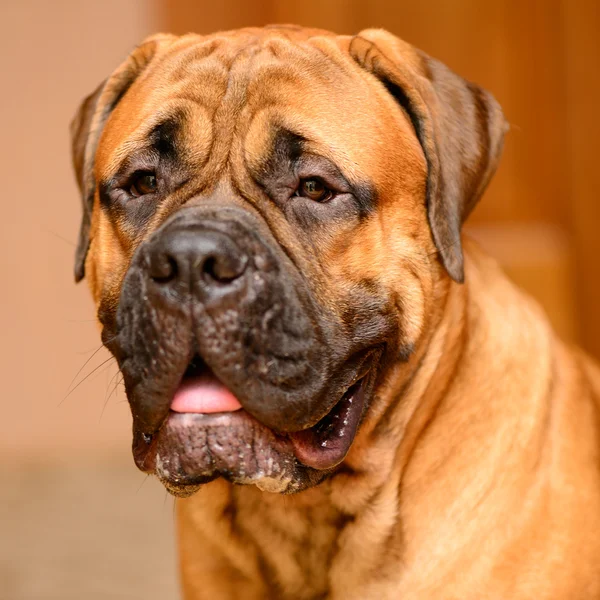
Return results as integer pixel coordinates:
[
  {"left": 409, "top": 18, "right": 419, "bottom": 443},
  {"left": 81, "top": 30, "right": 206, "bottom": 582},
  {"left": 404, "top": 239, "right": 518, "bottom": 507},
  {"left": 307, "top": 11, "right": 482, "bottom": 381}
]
[
  {"left": 129, "top": 172, "right": 158, "bottom": 197},
  {"left": 296, "top": 178, "right": 333, "bottom": 202}
]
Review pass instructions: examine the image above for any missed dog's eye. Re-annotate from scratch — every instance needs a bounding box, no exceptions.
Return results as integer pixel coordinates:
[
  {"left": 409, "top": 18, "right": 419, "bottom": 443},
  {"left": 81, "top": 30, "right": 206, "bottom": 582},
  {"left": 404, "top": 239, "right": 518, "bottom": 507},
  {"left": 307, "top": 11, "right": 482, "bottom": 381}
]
[
  {"left": 129, "top": 172, "right": 157, "bottom": 197},
  {"left": 296, "top": 178, "right": 333, "bottom": 202}
]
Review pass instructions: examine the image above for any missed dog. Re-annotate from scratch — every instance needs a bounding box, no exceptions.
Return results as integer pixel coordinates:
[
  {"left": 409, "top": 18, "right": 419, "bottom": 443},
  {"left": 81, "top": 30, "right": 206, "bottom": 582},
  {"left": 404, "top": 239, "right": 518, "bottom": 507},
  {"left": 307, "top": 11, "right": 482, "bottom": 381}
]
[{"left": 70, "top": 25, "right": 600, "bottom": 599}]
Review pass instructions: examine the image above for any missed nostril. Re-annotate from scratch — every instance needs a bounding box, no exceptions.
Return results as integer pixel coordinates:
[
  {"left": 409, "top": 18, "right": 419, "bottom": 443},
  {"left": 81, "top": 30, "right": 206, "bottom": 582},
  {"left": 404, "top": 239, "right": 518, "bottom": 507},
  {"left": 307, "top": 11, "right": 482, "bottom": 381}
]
[
  {"left": 146, "top": 227, "right": 249, "bottom": 289},
  {"left": 202, "top": 256, "right": 218, "bottom": 280},
  {"left": 149, "top": 254, "right": 178, "bottom": 283},
  {"left": 202, "top": 253, "right": 248, "bottom": 283}
]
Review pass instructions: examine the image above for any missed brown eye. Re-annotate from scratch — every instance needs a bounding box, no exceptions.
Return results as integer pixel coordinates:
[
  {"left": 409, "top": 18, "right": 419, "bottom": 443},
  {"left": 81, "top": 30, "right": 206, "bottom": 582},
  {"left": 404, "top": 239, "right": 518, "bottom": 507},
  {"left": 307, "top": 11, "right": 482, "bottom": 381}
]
[
  {"left": 297, "top": 178, "right": 332, "bottom": 202},
  {"left": 129, "top": 172, "right": 157, "bottom": 197}
]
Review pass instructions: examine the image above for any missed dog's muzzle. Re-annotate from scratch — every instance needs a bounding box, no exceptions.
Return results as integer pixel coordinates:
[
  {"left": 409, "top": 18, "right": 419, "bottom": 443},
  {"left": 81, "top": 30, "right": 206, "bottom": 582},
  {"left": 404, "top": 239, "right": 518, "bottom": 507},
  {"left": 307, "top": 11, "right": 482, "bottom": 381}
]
[{"left": 101, "top": 205, "right": 377, "bottom": 493}]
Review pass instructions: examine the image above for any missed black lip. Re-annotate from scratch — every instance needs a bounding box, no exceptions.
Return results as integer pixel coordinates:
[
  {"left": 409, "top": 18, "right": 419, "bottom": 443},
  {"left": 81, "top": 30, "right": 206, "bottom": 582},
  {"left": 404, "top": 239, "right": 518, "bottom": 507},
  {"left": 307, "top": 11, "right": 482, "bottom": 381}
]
[
  {"left": 288, "top": 375, "right": 367, "bottom": 470},
  {"left": 133, "top": 410, "right": 307, "bottom": 496}
]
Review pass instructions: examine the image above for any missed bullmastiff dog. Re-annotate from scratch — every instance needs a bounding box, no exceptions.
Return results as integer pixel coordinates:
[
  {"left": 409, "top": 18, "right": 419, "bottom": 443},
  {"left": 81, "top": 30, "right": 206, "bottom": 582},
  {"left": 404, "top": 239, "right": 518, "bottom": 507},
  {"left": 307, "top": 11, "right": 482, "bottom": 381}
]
[{"left": 70, "top": 25, "right": 600, "bottom": 599}]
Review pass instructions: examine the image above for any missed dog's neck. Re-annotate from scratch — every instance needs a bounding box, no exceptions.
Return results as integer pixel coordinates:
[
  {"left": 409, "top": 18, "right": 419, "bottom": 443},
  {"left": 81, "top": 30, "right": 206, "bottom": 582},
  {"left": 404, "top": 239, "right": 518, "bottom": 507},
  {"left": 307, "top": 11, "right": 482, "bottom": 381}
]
[{"left": 177, "top": 250, "right": 556, "bottom": 598}]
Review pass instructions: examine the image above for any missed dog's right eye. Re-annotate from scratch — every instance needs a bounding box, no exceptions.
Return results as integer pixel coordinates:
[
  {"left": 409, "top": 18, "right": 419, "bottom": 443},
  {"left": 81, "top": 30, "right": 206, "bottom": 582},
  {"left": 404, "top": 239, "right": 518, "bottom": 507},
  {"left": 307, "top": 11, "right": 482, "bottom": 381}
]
[
  {"left": 129, "top": 171, "right": 158, "bottom": 197},
  {"left": 295, "top": 178, "right": 334, "bottom": 203}
]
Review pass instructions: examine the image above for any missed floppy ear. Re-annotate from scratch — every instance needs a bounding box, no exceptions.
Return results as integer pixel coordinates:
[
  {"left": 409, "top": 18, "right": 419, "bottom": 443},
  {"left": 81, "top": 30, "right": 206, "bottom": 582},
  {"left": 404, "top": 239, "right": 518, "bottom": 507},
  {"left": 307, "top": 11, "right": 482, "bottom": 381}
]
[
  {"left": 70, "top": 34, "right": 175, "bottom": 282},
  {"left": 349, "top": 29, "right": 508, "bottom": 283}
]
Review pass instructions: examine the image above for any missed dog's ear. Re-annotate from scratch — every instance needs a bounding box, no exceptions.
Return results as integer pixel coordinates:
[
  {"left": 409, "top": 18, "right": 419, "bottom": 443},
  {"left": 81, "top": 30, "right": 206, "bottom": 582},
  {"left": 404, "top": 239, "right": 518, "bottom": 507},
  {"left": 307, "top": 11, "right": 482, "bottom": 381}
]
[
  {"left": 70, "top": 34, "right": 175, "bottom": 282},
  {"left": 348, "top": 29, "right": 507, "bottom": 283},
  {"left": 70, "top": 81, "right": 106, "bottom": 283}
]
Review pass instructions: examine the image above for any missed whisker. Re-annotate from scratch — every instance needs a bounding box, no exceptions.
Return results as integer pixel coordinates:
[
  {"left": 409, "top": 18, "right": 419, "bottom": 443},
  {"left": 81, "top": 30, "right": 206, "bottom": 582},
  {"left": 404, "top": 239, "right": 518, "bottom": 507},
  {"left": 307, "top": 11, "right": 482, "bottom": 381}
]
[
  {"left": 91, "top": 361, "right": 115, "bottom": 383},
  {"left": 108, "top": 373, "right": 124, "bottom": 402},
  {"left": 99, "top": 366, "right": 122, "bottom": 422},
  {"left": 59, "top": 355, "right": 115, "bottom": 406},
  {"left": 66, "top": 344, "right": 107, "bottom": 391},
  {"left": 73, "top": 334, "right": 118, "bottom": 356},
  {"left": 45, "top": 229, "right": 76, "bottom": 248},
  {"left": 136, "top": 474, "right": 150, "bottom": 494}
]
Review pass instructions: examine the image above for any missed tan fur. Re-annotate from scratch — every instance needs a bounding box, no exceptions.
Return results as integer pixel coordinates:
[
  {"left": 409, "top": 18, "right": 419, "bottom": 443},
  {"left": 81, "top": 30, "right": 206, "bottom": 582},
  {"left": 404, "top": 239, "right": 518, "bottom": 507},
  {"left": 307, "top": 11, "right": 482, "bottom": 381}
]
[{"left": 72, "top": 26, "right": 600, "bottom": 599}]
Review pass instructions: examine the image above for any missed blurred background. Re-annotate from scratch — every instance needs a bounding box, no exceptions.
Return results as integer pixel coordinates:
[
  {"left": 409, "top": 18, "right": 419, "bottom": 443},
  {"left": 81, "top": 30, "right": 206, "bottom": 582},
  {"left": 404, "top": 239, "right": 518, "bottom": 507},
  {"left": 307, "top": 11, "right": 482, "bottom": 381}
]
[{"left": 1, "top": 0, "right": 598, "bottom": 598}]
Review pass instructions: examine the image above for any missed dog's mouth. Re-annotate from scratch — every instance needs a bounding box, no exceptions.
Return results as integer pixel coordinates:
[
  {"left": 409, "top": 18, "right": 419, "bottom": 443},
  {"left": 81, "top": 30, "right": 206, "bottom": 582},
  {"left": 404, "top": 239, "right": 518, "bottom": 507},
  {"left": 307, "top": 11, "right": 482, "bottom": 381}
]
[
  {"left": 288, "top": 377, "right": 367, "bottom": 470},
  {"left": 170, "top": 355, "right": 245, "bottom": 415},
  {"left": 132, "top": 353, "right": 371, "bottom": 494}
]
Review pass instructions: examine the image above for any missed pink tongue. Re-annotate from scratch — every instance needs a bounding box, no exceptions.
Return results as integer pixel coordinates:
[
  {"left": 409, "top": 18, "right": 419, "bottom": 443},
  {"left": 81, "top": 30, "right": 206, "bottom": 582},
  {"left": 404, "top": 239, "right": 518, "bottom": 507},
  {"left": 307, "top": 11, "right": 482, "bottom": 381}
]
[{"left": 171, "top": 373, "right": 242, "bottom": 414}]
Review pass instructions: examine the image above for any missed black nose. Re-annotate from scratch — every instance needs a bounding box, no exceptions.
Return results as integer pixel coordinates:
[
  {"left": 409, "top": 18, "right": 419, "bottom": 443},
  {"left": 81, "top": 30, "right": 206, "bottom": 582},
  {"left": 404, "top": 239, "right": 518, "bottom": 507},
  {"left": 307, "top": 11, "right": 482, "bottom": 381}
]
[{"left": 148, "top": 226, "right": 248, "bottom": 289}]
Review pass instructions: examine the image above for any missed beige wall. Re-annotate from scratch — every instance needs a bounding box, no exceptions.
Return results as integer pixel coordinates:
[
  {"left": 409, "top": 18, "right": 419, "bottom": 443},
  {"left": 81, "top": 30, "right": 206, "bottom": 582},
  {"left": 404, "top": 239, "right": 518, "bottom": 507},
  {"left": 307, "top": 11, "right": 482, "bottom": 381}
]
[{"left": 0, "top": 0, "right": 159, "bottom": 457}]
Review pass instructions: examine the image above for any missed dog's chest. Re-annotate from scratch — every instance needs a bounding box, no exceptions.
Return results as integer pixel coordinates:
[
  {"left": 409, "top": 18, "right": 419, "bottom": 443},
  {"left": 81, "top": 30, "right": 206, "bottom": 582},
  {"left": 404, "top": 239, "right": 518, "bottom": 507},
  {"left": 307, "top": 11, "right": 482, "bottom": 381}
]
[
  {"left": 179, "top": 481, "right": 376, "bottom": 599},
  {"left": 233, "top": 490, "right": 351, "bottom": 598}
]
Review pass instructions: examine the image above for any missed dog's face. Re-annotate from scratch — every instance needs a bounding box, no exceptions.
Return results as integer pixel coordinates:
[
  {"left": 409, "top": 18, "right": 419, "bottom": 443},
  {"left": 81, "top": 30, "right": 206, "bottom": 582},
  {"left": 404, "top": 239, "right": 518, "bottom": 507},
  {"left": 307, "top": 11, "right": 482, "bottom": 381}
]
[{"left": 71, "top": 26, "right": 505, "bottom": 496}]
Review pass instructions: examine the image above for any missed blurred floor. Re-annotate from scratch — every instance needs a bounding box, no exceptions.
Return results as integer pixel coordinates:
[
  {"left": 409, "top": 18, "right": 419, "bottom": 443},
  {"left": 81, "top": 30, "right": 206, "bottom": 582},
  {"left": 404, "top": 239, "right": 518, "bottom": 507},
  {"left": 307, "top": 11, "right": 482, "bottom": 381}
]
[{"left": 1, "top": 455, "right": 179, "bottom": 600}]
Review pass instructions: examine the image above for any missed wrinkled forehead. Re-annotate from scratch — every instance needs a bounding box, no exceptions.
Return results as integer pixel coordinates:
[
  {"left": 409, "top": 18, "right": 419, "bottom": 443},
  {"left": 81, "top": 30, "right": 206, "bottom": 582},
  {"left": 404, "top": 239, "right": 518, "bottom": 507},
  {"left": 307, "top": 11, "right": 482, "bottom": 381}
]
[{"left": 96, "top": 29, "right": 423, "bottom": 188}]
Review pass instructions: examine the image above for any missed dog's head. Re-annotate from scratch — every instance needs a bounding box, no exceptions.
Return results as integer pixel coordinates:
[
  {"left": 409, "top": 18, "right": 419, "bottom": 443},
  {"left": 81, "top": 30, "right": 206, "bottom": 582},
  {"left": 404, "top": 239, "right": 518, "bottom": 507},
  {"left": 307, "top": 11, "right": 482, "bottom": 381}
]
[{"left": 71, "top": 26, "right": 505, "bottom": 496}]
